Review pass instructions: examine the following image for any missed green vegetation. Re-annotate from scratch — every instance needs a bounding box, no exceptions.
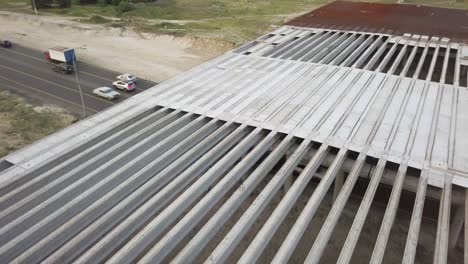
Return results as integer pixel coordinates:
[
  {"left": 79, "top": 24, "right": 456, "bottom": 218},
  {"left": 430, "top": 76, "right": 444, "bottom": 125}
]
[
  {"left": 141, "top": 21, "right": 215, "bottom": 36},
  {"left": 0, "top": 92, "right": 76, "bottom": 157},
  {"left": 1, "top": 0, "right": 468, "bottom": 44},
  {"left": 116, "top": 0, "right": 131, "bottom": 14},
  {"left": 125, "top": 0, "right": 326, "bottom": 20},
  {"left": 82, "top": 14, "right": 110, "bottom": 23},
  {"left": 0, "top": 0, "right": 328, "bottom": 44},
  {"left": 0, "top": 0, "right": 30, "bottom": 10},
  {"left": 128, "top": 0, "right": 328, "bottom": 44}
]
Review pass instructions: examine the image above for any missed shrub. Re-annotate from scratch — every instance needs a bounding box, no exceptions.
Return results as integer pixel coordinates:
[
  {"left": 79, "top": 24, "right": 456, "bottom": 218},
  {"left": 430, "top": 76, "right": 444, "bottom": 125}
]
[
  {"left": 55, "top": 0, "right": 71, "bottom": 8},
  {"left": 33, "top": 0, "right": 53, "bottom": 8},
  {"left": 79, "top": 0, "right": 97, "bottom": 4},
  {"left": 87, "top": 15, "right": 108, "bottom": 23},
  {"left": 116, "top": 0, "right": 132, "bottom": 14}
]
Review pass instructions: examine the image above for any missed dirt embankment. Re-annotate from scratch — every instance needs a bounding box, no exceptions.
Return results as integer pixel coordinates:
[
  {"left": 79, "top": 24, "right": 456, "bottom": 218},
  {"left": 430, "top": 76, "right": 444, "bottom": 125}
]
[
  {"left": 0, "top": 91, "right": 76, "bottom": 158},
  {"left": 0, "top": 11, "right": 232, "bottom": 83}
]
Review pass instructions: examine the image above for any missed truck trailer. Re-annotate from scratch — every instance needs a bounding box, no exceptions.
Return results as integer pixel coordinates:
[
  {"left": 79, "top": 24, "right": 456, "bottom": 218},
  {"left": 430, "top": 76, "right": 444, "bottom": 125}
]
[
  {"left": 45, "top": 47, "right": 76, "bottom": 63},
  {"left": 44, "top": 47, "right": 75, "bottom": 74}
]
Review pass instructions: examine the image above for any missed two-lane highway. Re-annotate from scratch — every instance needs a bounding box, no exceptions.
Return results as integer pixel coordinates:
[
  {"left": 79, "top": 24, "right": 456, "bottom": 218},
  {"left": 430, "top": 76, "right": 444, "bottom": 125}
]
[{"left": 0, "top": 45, "right": 157, "bottom": 115}]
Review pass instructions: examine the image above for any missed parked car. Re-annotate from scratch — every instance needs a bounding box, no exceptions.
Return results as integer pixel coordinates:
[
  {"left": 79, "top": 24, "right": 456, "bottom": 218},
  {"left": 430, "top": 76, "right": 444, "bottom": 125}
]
[
  {"left": 0, "top": 40, "right": 12, "bottom": 48},
  {"left": 93, "top": 87, "right": 120, "bottom": 100},
  {"left": 113, "top": 80, "right": 136, "bottom": 91},
  {"left": 117, "top": 73, "right": 137, "bottom": 83},
  {"left": 53, "top": 63, "right": 74, "bottom": 74}
]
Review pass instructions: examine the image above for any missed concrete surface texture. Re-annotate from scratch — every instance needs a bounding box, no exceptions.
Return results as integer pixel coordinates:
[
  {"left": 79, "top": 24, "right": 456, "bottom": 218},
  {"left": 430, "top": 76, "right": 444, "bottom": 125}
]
[{"left": 148, "top": 26, "right": 468, "bottom": 188}]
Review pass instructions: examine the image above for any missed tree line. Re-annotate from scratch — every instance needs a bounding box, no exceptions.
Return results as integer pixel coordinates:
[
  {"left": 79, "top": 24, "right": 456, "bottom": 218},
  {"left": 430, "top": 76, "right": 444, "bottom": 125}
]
[{"left": 32, "top": 0, "right": 132, "bottom": 12}]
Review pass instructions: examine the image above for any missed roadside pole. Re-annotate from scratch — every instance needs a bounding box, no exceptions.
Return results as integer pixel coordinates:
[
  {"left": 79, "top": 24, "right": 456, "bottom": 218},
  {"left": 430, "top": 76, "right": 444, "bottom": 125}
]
[
  {"left": 31, "top": 0, "right": 37, "bottom": 14},
  {"left": 72, "top": 60, "right": 87, "bottom": 118}
]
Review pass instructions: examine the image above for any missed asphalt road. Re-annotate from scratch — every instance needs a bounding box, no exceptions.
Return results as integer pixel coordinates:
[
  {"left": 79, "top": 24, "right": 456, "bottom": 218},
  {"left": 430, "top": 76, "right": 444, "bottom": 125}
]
[{"left": 0, "top": 44, "right": 157, "bottom": 116}]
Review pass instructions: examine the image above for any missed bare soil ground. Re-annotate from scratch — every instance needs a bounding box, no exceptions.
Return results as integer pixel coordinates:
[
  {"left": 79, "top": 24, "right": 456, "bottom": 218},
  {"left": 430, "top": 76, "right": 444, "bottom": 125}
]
[{"left": 0, "top": 11, "right": 231, "bottom": 83}]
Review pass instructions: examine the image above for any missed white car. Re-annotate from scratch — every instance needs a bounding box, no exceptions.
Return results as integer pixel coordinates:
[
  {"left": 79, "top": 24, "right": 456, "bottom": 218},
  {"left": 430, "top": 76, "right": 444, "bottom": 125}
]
[
  {"left": 93, "top": 87, "right": 120, "bottom": 100},
  {"left": 117, "top": 73, "right": 137, "bottom": 83},
  {"left": 113, "top": 80, "right": 136, "bottom": 91}
]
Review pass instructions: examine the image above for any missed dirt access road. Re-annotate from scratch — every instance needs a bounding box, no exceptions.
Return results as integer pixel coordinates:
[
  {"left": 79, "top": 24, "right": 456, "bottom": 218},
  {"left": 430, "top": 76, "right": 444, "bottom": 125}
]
[{"left": 0, "top": 11, "right": 226, "bottom": 83}]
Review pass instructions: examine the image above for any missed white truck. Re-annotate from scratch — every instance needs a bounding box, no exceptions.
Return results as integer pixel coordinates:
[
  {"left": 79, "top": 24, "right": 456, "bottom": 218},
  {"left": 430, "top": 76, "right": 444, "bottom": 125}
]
[
  {"left": 44, "top": 47, "right": 76, "bottom": 74},
  {"left": 45, "top": 47, "right": 76, "bottom": 63}
]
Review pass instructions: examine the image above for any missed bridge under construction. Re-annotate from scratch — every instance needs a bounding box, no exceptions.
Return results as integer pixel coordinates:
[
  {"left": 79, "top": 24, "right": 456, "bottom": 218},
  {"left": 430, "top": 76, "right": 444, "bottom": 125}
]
[{"left": 0, "top": 1, "right": 467, "bottom": 263}]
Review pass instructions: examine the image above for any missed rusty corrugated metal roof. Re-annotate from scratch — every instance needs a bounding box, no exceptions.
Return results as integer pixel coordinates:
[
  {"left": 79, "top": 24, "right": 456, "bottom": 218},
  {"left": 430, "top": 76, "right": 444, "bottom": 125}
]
[{"left": 286, "top": 1, "right": 468, "bottom": 42}]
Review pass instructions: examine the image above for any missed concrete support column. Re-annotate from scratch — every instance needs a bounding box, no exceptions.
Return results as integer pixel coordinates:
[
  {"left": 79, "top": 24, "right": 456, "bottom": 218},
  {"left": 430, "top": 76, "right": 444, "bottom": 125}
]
[
  {"left": 284, "top": 175, "right": 293, "bottom": 193},
  {"left": 333, "top": 171, "right": 346, "bottom": 201},
  {"left": 449, "top": 203, "right": 464, "bottom": 251},
  {"left": 465, "top": 189, "right": 468, "bottom": 264},
  {"left": 282, "top": 154, "right": 292, "bottom": 193}
]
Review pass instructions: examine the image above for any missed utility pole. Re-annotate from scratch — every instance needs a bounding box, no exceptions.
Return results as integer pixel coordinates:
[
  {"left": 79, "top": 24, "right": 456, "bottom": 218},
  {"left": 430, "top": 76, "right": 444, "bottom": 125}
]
[
  {"left": 72, "top": 60, "right": 87, "bottom": 118},
  {"left": 31, "top": 0, "right": 38, "bottom": 14}
]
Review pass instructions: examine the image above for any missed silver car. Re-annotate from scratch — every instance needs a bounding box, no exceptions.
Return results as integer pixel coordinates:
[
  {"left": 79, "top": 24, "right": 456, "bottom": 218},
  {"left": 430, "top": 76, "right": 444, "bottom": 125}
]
[
  {"left": 93, "top": 87, "right": 120, "bottom": 100},
  {"left": 112, "top": 80, "right": 136, "bottom": 91},
  {"left": 117, "top": 73, "right": 137, "bottom": 83}
]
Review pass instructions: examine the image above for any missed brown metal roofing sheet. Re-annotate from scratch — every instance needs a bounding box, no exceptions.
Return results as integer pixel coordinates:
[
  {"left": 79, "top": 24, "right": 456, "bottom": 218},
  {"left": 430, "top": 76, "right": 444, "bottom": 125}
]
[{"left": 286, "top": 1, "right": 468, "bottom": 42}]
